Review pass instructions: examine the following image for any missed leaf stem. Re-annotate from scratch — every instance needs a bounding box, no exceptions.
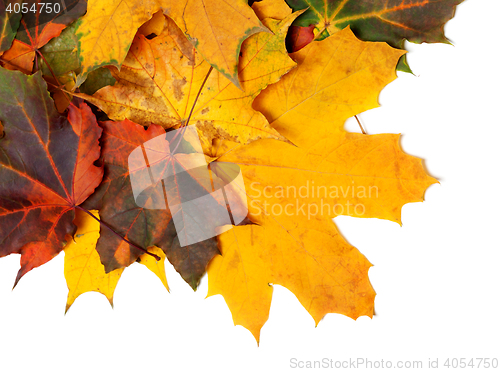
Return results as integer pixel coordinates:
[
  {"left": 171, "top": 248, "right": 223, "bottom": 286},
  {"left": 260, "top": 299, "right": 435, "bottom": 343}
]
[
  {"left": 75, "top": 205, "right": 161, "bottom": 261},
  {"left": 185, "top": 66, "right": 214, "bottom": 128},
  {"left": 34, "top": 51, "right": 38, "bottom": 73},
  {"left": 354, "top": 115, "right": 367, "bottom": 135},
  {"left": 171, "top": 66, "right": 214, "bottom": 155}
]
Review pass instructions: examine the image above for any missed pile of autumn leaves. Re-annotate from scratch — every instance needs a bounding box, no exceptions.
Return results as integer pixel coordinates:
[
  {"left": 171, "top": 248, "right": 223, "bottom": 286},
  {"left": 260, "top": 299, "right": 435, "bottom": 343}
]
[{"left": 0, "top": 0, "right": 460, "bottom": 342}]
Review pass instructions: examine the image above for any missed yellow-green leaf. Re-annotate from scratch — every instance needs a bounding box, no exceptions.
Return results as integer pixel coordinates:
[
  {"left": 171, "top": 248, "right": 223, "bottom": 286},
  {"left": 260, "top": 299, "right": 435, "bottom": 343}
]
[
  {"left": 74, "top": 0, "right": 166, "bottom": 86},
  {"left": 75, "top": 0, "right": 267, "bottom": 88}
]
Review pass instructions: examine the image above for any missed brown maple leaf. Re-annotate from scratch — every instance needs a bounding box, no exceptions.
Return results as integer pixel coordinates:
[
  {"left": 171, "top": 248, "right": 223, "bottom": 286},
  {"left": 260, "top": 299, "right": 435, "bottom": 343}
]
[
  {"left": 82, "top": 119, "right": 247, "bottom": 289},
  {"left": 0, "top": 69, "right": 102, "bottom": 285}
]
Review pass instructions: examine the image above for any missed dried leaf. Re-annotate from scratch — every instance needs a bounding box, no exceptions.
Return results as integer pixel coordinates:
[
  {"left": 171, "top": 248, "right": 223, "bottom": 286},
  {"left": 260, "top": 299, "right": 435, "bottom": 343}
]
[
  {"left": 0, "top": 70, "right": 103, "bottom": 285},
  {"left": 137, "top": 246, "right": 169, "bottom": 291},
  {"left": 205, "top": 27, "right": 436, "bottom": 340},
  {"left": 138, "top": 10, "right": 166, "bottom": 38},
  {"left": 74, "top": 0, "right": 166, "bottom": 86},
  {"left": 75, "top": 0, "right": 266, "bottom": 87},
  {"left": 286, "top": 25, "right": 315, "bottom": 52},
  {"left": 252, "top": 0, "right": 292, "bottom": 20},
  {"left": 216, "top": 134, "right": 437, "bottom": 227},
  {"left": 39, "top": 22, "right": 80, "bottom": 77},
  {"left": 64, "top": 209, "right": 124, "bottom": 312},
  {"left": 78, "top": 13, "right": 298, "bottom": 146},
  {"left": 81, "top": 120, "right": 172, "bottom": 272},
  {"left": 82, "top": 120, "right": 239, "bottom": 289}
]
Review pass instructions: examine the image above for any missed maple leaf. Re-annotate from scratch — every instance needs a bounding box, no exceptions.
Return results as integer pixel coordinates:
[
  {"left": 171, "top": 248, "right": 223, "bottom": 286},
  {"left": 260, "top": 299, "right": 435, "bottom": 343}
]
[
  {"left": 137, "top": 10, "right": 166, "bottom": 38},
  {"left": 34, "top": 22, "right": 81, "bottom": 113},
  {"left": 78, "top": 12, "right": 297, "bottom": 146},
  {"left": 285, "top": 0, "right": 464, "bottom": 71},
  {"left": 74, "top": 0, "right": 265, "bottom": 88},
  {"left": 1, "top": 0, "right": 87, "bottom": 73},
  {"left": 253, "top": 0, "right": 315, "bottom": 52},
  {"left": 204, "top": 27, "right": 437, "bottom": 341},
  {"left": 80, "top": 120, "right": 172, "bottom": 272},
  {"left": 73, "top": 0, "right": 166, "bottom": 87},
  {"left": 64, "top": 209, "right": 168, "bottom": 312},
  {"left": 27, "top": 18, "right": 116, "bottom": 113},
  {"left": 33, "top": 20, "right": 115, "bottom": 93},
  {"left": 0, "top": 70, "right": 103, "bottom": 285},
  {"left": 78, "top": 67, "right": 115, "bottom": 95},
  {"left": 136, "top": 246, "right": 169, "bottom": 291},
  {"left": 81, "top": 119, "right": 243, "bottom": 289},
  {"left": 64, "top": 209, "right": 124, "bottom": 311}
]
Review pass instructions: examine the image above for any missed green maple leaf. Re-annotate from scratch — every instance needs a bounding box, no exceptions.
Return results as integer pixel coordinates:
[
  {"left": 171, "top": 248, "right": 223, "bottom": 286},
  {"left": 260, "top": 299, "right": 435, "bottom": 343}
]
[{"left": 285, "top": 0, "right": 464, "bottom": 72}]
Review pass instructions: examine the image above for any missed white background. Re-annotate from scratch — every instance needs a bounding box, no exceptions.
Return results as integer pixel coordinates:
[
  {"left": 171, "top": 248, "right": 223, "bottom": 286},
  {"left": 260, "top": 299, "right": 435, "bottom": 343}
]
[{"left": 1, "top": 0, "right": 499, "bottom": 371}]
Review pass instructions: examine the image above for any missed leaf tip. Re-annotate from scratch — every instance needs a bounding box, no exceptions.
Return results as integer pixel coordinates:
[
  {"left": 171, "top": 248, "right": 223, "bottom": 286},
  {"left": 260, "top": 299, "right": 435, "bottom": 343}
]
[
  {"left": 64, "top": 302, "right": 72, "bottom": 314},
  {"left": 189, "top": 280, "right": 199, "bottom": 291},
  {"left": 12, "top": 267, "right": 25, "bottom": 290},
  {"left": 248, "top": 327, "right": 262, "bottom": 346}
]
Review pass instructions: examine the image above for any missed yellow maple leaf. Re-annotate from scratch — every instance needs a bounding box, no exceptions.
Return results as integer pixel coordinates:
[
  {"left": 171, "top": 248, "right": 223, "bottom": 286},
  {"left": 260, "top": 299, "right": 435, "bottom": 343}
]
[
  {"left": 79, "top": 11, "right": 300, "bottom": 146},
  {"left": 205, "top": 27, "right": 437, "bottom": 342},
  {"left": 64, "top": 210, "right": 169, "bottom": 312},
  {"left": 64, "top": 210, "right": 124, "bottom": 312},
  {"left": 74, "top": 0, "right": 265, "bottom": 87}
]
